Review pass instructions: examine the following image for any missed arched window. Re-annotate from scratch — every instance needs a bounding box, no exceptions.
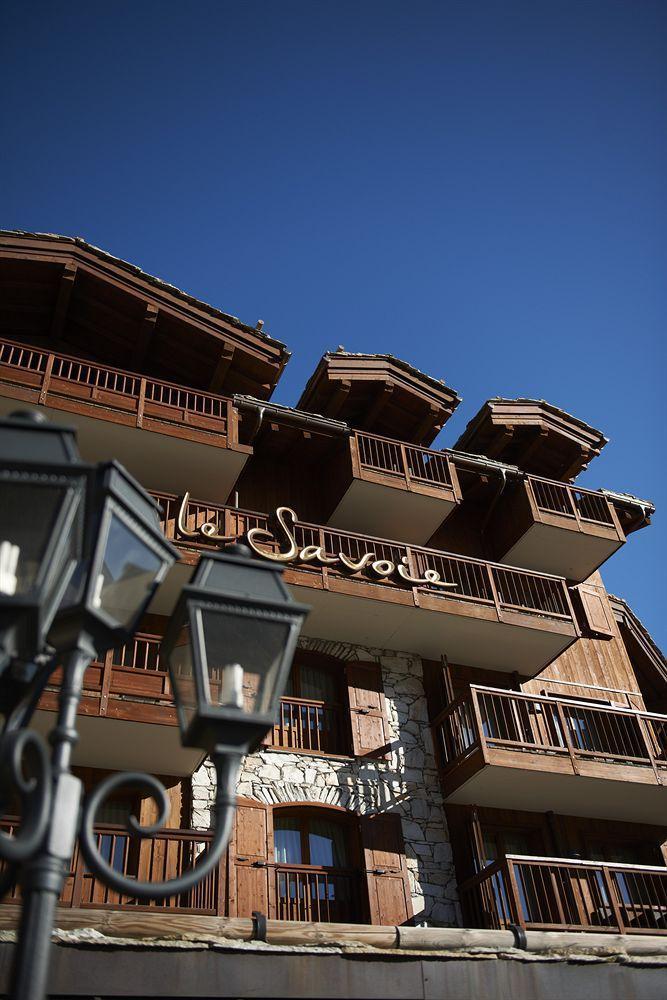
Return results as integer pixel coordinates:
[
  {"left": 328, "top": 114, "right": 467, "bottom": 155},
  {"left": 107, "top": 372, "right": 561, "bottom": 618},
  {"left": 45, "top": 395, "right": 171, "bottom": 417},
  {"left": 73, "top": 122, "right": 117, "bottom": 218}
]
[
  {"left": 273, "top": 807, "right": 359, "bottom": 922},
  {"left": 229, "top": 799, "right": 413, "bottom": 925}
]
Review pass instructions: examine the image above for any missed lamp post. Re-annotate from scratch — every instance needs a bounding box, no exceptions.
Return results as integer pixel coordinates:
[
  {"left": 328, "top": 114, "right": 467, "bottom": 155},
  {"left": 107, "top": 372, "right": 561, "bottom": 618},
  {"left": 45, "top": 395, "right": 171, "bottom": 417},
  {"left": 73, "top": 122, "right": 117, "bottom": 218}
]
[{"left": 0, "top": 412, "right": 309, "bottom": 1000}]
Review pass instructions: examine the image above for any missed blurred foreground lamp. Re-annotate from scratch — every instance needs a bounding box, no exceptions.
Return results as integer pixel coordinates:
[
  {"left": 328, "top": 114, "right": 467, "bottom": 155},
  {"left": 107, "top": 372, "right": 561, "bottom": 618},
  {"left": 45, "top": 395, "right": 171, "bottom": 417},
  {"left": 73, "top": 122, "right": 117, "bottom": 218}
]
[
  {"left": 0, "top": 412, "right": 87, "bottom": 668},
  {"left": 49, "top": 461, "right": 179, "bottom": 655},
  {"left": 162, "top": 544, "right": 309, "bottom": 755}
]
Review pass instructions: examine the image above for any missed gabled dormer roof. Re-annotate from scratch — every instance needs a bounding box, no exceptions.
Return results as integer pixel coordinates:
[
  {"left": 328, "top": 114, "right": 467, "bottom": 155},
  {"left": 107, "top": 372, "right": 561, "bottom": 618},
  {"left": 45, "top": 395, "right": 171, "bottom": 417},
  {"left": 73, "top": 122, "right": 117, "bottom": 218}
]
[
  {"left": 454, "top": 397, "right": 608, "bottom": 481},
  {"left": 0, "top": 230, "right": 289, "bottom": 399},
  {"left": 297, "top": 350, "right": 461, "bottom": 446}
]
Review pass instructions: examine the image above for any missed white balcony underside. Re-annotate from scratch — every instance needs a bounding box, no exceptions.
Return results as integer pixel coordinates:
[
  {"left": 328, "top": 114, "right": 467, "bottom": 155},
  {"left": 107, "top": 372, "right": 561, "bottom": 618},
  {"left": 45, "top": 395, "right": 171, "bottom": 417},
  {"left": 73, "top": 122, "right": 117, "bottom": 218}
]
[
  {"left": 328, "top": 479, "right": 456, "bottom": 545},
  {"left": 289, "top": 583, "right": 575, "bottom": 675},
  {"left": 500, "top": 522, "right": 623, "bottom": 582},
  {"left": 0, "top": 397, "right": 247, "bottom": 503},
  {"left": 446, "top": 763, "right": 667, "bottom": 825},
  {"left": 31, "top": 710, "right": 204, "bottom": 777}
]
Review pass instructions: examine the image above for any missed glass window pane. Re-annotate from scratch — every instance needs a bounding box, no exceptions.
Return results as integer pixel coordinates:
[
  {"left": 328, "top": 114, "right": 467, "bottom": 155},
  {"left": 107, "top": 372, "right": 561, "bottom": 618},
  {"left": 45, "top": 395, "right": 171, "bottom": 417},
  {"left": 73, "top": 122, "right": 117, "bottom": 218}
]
[
  {"left": 299, "top": 664, "right": 337, "bottom": 703},
  {"left": 201, "top": 609, "right": 291, "bottom": 714},
  {"left": 95, "top": 514, "right": 162, "bottom": 628},
  {"left": 308, "top": 818, "right": 347, "bottom": 867},
  {"left": 274, "top": 817, "right": 302, "bottom": 864},
  {"left": 168, "top": 625, "right": 197, "bottom": 730},
  {"left": 0, "top": 481, "right": 70, "bottom": 596}
]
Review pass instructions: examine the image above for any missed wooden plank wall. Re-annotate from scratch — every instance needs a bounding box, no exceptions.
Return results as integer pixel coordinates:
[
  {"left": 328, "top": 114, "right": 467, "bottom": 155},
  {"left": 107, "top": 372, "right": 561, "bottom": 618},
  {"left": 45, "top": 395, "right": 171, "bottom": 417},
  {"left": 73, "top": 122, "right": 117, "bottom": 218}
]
[{"left": 523, "top": 573, "right": 644, "bottom": 708}]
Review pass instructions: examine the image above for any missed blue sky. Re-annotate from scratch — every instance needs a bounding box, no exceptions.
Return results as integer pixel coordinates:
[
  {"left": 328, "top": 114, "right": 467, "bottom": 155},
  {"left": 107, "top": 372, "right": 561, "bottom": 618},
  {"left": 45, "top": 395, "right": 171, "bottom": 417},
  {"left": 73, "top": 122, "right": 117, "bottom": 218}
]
[{"left": 2, "top": 1, "right": 665, "bottom": 645}]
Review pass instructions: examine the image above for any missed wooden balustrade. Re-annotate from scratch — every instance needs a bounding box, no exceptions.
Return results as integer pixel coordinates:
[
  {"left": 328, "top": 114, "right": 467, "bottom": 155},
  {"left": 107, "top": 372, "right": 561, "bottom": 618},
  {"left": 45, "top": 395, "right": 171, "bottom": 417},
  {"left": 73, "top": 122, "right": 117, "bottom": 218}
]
[
  {"left": 0, "top": 337, "right": 235, "bottom": 444},
  {"left": 354, "top": 430, "right": 455, "bottom": 489},
  {"left": 433, "top": 686, "right": 667, "bottom": 779},
  {"left": 1, "top": 822, "right": 359, "bottom": 923},
  {"left": 275, "top": 865, "right": 359, "bottom": 923},
  {"left": 160, "top": 491, "right": 577, "bottom": 626},
  {"left": 0, "top": 821, "right": 220, "bottom": 914},
  {"left": 353, "top": 432, "right": 617, "bottom": 528},
  {"left": 460, "top": 854, "right": 667, "bottom": 934},
  {"left": 269, "top": 697, "right": 344, "bottom": 754},
  {"left": 528, "top": 476, "right": 616, "bottom": 527},
  {"left": 40, "top": 633, "right": 175, "bottom": 725}
]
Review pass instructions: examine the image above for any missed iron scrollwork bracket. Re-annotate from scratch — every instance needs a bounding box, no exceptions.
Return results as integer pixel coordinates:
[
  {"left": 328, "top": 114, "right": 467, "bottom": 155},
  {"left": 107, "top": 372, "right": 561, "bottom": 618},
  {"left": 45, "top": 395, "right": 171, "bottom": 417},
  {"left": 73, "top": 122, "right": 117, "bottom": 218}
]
[{"left": 79, "top": 752, "right": 240, "bottom": 901}]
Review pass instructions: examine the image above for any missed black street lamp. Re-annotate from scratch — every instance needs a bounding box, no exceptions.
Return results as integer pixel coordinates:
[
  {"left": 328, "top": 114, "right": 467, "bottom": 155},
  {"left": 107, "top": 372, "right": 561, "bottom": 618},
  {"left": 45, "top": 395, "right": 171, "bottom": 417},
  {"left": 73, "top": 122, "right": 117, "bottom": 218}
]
[
  {"left": 0, "top": 412, "right": 87, "bottom": 678},
  {"left": 0, "top": 412, "right": 309, "bottom": 1000}
]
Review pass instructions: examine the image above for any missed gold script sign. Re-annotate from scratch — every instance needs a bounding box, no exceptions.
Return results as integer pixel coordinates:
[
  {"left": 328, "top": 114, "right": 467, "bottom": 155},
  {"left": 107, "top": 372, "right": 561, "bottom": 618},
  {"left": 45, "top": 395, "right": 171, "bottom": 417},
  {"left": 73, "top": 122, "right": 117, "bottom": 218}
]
[{"left": 177, "top": 494, "right": 457, "bottom": 590}]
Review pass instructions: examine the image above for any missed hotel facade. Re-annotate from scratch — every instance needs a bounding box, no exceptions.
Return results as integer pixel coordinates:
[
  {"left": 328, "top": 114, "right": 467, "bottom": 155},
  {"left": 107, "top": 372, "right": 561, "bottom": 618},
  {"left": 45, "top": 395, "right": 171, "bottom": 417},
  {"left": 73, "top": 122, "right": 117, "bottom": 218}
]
[{"left": 0, "top": 230, "right": 665, "bottom": 995}]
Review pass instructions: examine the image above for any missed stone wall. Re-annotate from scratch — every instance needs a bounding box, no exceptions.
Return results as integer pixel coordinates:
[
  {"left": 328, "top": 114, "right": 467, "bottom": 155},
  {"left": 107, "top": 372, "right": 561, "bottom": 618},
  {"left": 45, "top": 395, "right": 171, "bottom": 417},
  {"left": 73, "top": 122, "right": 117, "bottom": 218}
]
[{"left": 191, "top": 637, "right": 459, "bottom": 926}]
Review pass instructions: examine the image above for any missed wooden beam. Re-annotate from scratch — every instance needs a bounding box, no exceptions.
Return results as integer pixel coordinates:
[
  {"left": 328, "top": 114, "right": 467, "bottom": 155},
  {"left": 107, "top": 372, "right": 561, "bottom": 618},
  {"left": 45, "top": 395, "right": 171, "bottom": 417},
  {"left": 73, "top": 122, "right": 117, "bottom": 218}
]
[
  {"left": 412, "top": 404, "right": 441, "bottom": 445},
  {"left": 327, "top": 378, "right": 352, "bottom": 419},
  {"left": 209, "top": 344, "right": 236, "bottom": 393},
  {"left": 561, "top": 447, "right": 590, "bottom": 483},
  {"left": 365, "top": 381, "right": 394, "bottom": 429},
  {"left": 50, "top": 262, "right": 77, "bottom": 340},
  {"left": 517, "top": 427, "right": 549, "bottom": 468},
  {"left": 485, "top": 426, "right": 515, "bottom": 459},
  {"left": 131, "top": 303, "right": 159, "bottom": 369}
]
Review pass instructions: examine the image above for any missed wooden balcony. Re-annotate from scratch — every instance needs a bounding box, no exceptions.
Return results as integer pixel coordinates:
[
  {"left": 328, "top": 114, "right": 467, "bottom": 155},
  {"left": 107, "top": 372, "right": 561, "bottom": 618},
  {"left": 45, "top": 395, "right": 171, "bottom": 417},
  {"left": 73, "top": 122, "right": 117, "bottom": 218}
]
[
  {"left": 460, "top": 854, "right": 667, "bottom": 935},
  {"left": 0, "top": 338, "right": 250, "bottom": 500},
  {"left": 268, "top": 697, "right": 346, "bottom": 755},
  {"left": 326, "top": 431, "right": 462, "bottom": 544},
  {"left": 434, "top": 686, "right": 667, "bottom": 823},
  {"left": 158, "top": 492, "right": 580, "bottom": 675},
  {"left": 275, "top": 865, "right": 360, "bottom": 923},
  {"left": 1, "top": 820, "right": 221, "bottom": 914},
  {"left": 33, "top": 634, "right": 202, "bottom": 776},
  {"left": 488, "top": 475, "right": 626, "bottom": 582},
  {"left": 0, "top": 823, "right": 360, "bottom": 923}
]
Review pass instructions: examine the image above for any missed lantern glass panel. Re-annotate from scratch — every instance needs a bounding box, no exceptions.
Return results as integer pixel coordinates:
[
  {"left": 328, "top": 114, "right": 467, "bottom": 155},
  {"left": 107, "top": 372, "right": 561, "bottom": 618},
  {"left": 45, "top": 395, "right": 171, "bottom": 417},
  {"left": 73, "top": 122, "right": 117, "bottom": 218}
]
[
  {"left": 93, "top": 512, "right": 164, "bottom": 628},
  {"left": 199, "top": 608, "right": 291, "bottom": 715},
  {"left": 0, "top": 478, "right": 73, "bottom": 597},
  {"left": 168, "top": 625, "right": 198, "bottom": 732}
]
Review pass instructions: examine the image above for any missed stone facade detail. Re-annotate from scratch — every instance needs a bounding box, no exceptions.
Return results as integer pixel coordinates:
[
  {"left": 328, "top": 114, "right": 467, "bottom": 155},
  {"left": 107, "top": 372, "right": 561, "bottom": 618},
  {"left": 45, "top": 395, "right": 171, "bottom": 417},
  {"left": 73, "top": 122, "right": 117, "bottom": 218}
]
[{"left": 191, "top": 638, "right": 460, "bottom": 926}]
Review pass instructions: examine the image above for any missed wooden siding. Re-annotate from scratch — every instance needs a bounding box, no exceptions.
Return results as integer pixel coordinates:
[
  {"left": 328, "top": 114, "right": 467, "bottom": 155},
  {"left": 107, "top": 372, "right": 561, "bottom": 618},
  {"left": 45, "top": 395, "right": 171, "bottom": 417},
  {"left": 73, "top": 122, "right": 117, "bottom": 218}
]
[{"left": 524, "top": 574, "right": 644, "bottom": 705}]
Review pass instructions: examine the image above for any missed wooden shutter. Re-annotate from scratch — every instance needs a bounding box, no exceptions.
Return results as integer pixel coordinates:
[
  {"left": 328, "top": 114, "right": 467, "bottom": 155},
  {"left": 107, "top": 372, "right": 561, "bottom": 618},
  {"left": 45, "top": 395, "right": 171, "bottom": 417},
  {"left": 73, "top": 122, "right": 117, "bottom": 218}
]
[
  {"left": 360, "top": 812, "right": 412, "bottom": 926},
  {"left": 576, "top": 584, "right": 616, "bottom": 638},
  {"left": 227, "top": 798, "right": 274, "bottom": 918},
  {"left": 346, "top": 661, "right": 389, "bottom": 757}
]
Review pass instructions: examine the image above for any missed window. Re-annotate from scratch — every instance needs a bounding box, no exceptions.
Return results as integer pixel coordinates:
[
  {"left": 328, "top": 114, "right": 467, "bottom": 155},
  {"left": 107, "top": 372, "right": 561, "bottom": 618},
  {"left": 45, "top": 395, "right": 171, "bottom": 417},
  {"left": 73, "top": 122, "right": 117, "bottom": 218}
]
[
  {"left": 230, "top": 800, "right": 413, "bottom": 925},
  {"left": 269, "top": 654, "right": 347, "bottom": 754},
  {"left": 273, "top": 809, "right": 356, "bottom": 922}
]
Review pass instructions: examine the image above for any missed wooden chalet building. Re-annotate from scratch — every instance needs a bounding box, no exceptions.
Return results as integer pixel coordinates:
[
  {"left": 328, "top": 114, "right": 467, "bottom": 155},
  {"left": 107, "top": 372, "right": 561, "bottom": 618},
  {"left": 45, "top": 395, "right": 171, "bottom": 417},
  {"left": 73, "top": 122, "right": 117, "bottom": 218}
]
[{"left": 0, "top": 229, "right": 666, "bottom": 954}]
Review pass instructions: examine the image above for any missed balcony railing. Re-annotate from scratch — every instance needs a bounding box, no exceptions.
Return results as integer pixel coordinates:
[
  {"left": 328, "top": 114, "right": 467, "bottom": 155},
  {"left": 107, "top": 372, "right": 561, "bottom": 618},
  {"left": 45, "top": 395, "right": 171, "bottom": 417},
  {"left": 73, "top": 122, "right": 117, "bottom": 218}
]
[
  {"left": 159, "top": 491, "right": 577, "bottom": 626},
  {"left": 0, "top": 338, "right": 235, "bottom": 443},
  {"left": 269, "top": 697, "right": 345, "bottom": 755},
  {"left": 41, "top": 633, "right": 175, "bottom": 724},
  {"left": 460, "top": 854, "right": 667, "bottom": 934},
  {"left": 275, "top": 865, "right": 360, "bottom": 923},
  {"left": 434, "top": 686, "right": 667, "bottom": 782},
  {"left": 354, "top": 430, "right": 456, "bottom": 490},
  {"left": 527, "top": 476, "right": 616, "bottom": 527},
  {"left": 1, "top": 821, "right": 220, "bottom": 914}
]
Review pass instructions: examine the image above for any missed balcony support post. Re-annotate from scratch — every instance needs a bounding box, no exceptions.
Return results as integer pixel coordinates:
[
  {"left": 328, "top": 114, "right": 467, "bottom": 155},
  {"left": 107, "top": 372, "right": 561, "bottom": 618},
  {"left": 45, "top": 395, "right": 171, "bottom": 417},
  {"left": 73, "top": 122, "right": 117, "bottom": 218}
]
[
  {"left": 637, "top": 715, "right": 664, "bottom": 786},
  {"left": 555, "top": 701, "right": 580, "bottom": 775},
  {"left": 98, "top": 648, "right": 113, "bottom": 717},
  {"left": 136, "top": 377, "right": 147, "bottom": 428},
  {"left": 504, "top": 859, "right": 526, "bottom": 928},
  {"left": 601, "top": 866, "right": 625, "bottom": 934},
  {"left": 38, "top": 353, "right": 54, "bottom": 406},
  {"left": 470, "top": 690, "right": 488, "bottom": 764},
  {"left": 485, "top": 566, "right": 502, "bottom": 621},
  {"left": 399, "top": 442, "right": 410, "bottom": 488}
]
